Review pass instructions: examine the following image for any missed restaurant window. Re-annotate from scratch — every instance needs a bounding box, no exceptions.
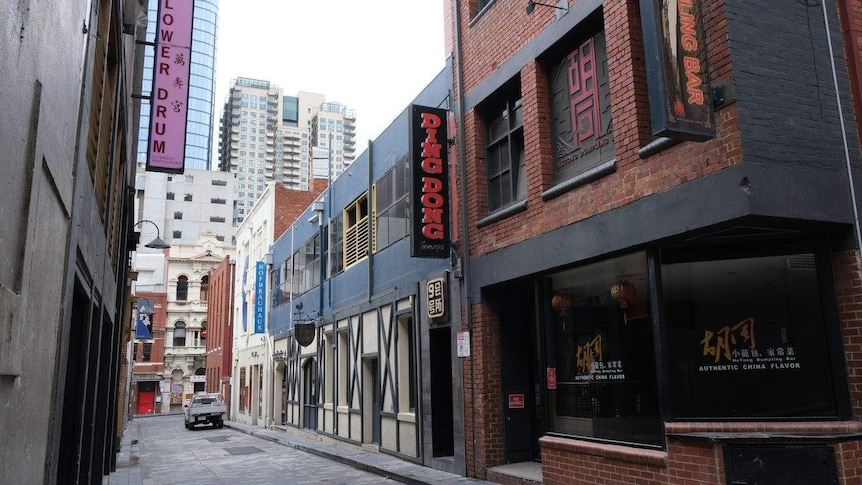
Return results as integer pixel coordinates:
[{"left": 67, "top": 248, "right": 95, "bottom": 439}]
[
  {"left": 547, "top": 251, "right": 662, "bottom": 446},
  {"left": 373, "top": 157, "right": 409, "bottom": 251},
  {"left": 482, "top": 79, "right": 525, "bottom": 213},
  {"left": 661, "top": 240, "right": 839, "bottom": 419}
]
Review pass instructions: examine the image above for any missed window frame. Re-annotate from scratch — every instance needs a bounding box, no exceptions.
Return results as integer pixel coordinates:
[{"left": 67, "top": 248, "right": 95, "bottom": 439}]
[
  {"left": 483, "top": 84, "right": 525, "bottom": 214},
  {"left": 373, "top": 157, "right": 409, "bottom": 252}
]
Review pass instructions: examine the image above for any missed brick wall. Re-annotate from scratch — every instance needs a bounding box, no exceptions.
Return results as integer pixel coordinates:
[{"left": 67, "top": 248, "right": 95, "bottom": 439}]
[
  {"left": 463, "top": 301, "right": 504, "bottom": 478},
  {"left": 273, "top": 180, "right": 328, "bottom": 241},
  {"left": 453, "top": 0, "right": 742, "bottom": 259},
  {"left": 832, "top": 249, "right": 862, "bottom": 420}
]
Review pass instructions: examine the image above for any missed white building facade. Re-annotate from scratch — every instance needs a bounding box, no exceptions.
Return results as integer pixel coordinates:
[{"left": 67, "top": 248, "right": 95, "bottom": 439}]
[
  {"left": 162, "top": 232, "right": 233, "bottom": 411},
  {"left": 231, "top": 183, "right": 278, "bottom": 426}
]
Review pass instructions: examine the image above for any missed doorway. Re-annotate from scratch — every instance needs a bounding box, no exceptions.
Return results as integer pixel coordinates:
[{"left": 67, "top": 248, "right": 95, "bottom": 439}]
[
  {"left": 497, "top": 282, "right": 544, "bottom": 462},
  {"left": 430, "top": 327, "right": 454, "bottom": 457},
  {"left": 303, "top": 358, "right": 318, "bottom": 430},
  {"left": 137, "top": 382, "right": 157, "bottom": 414},
  {"left": 363, "top": 358, "right": 381, "bottom": 444}
]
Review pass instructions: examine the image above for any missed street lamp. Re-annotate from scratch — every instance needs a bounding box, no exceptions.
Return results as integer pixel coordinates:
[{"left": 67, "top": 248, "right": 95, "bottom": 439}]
[
  {"left": 134, "top": 219, "right": 171, "bottom": 249},
  {"left": 526, "top": 0, "right": 568, "bottom": 15}
]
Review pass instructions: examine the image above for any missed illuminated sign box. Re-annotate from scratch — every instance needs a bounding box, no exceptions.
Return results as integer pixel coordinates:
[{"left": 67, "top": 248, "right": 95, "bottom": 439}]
[
  {"left": 146, "top": 0, "right": 195, "bottom": 173},
  {"left": 641, "top": 0, "right": 715, "bottom": 141},
  {"left": 409, "top": 105, "right": 450, "bottom": 258}
]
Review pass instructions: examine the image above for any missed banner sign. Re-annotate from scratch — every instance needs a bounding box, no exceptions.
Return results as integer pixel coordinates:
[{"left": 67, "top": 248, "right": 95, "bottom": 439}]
[
  {"left": 641, "top": 0, "right": 715, "bottom": 141},
  {"left": 146, "top": 0, "right": 195, "bottom": 173},
  {"left": 254, "top": 261, "right": 266, "bottom": 334},
  {"left": 409, "top": 105, "right": 450, "bottom": 258}
]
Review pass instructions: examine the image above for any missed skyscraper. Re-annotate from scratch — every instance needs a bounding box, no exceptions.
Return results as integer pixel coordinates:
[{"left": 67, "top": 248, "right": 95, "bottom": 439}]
[
  {"left": 219, "top": 79, "right": 356, "bottom": 224},
  {"left": 137, "top": 0, "right": 219, "bottom": 171}
]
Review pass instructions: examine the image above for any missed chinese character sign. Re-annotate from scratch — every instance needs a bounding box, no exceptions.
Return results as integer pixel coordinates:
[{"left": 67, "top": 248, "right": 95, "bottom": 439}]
[
  {"left": 550, "top": 31, "right": 615, "bottom": 183},
  {"left": 697, "top": 317, "right": 801, "bottom": 372},
  {"left": 147, "top": 0, "right": 195, "bottom": 173},
  {"left": 254, "top": 261, "right": 266, "bottom": 334},
  {"left": 427, "top": 277, "right": 445, "bottom": 319}
]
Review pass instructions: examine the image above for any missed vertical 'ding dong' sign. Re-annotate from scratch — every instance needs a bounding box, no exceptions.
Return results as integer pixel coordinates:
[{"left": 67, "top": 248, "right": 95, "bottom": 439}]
[
  {"left": 641, "top": 0, "right": 715, "bottom": 141},
  {"left": 409, "top": 105, "right": 450, "bottom": 258},
  {"left": 146, "top": 0, "right": 195, "bottom": 173}
]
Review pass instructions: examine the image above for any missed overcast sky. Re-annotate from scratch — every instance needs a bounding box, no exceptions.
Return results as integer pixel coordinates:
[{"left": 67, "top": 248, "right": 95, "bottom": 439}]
[{"left": 215, "top": 0, "right": 447, "bottom": 146}]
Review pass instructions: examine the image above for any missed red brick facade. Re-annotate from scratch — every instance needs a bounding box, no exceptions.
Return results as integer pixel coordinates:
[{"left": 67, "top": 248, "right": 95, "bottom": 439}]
[
  {"left": 450, "top": 0, "right": 862, "bottom": 483},
  {"left": 130, "top": 292, "right": 166, "bottom": 414},
  {"left": 206, "top": 256, "right": 235, "bottom": 417},
  {"left": 273, "top": 180, "right": 328, "bottom": 241}
]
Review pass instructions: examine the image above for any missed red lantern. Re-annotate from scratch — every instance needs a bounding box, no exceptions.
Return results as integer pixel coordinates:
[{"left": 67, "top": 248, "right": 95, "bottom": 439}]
[
  {"left": 551, "top": 293, "right": 573, "bottom": 316},
  {"left": 610, "top": 280, "right": 637, "bottom": 309}
]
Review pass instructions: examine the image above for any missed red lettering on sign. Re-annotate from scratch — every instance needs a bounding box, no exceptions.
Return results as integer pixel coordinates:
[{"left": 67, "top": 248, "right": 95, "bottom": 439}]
[
  {"left": 418, "top": 110, "right": 447, "bottom": 243},
  {"left": 508, "top": 394, "right": 525, "bottom": 409}
]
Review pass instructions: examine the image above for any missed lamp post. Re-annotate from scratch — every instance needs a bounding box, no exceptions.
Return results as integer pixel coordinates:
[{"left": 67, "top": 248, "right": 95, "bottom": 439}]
[
  {"left": 525, "top": 0, "right": 568, "bottom": 15},
  {"left": 133, "top": 219, "right": 171, "bottom": 249}
]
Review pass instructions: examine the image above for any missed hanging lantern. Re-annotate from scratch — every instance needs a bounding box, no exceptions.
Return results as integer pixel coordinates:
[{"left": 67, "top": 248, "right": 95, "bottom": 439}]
[
  {"left": 551, "top": 293, "right": 574, "bottom": 316},
  {"left": 610, "top": 280, "right": 637, "bottom": 309}
]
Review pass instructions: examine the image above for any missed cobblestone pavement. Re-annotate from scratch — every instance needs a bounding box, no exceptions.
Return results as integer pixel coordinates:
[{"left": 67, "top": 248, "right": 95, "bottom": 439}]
[{"left": 136, "top": 414, "right": 394, "bottom": 485}]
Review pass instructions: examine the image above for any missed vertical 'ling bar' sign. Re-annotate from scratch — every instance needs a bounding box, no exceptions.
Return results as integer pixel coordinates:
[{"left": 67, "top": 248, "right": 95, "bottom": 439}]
[
  {"left": 640, "top": 0, "right": 715, "bottom": 141},
  {"left": 254, "top": 261, "right": 266, "bottom": 334},
  {"left": 146, "top": 0, "right": 195, "bottom": 173},
  {"left": 409, "top": 105, "right": 450, "bottom": 258}
]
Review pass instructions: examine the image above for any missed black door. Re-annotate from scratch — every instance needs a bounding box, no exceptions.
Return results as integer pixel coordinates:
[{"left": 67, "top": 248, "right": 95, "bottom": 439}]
[
  {"left": 371, "top": 359, "right": 380, "bottom": 444},
  {"left": 303, "top": 359, "right": 317, "bottom": 430}
]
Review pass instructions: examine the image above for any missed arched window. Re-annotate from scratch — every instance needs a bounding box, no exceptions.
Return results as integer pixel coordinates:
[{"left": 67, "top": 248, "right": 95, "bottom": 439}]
[
  {"left": 174, "top": 321, "right": 186, "bottom": 347},
  {"left": 177, "top": 275, "right": 188, "bottom": 301},
  {"left": 200, "top": 275, "right": 209, "bottom": 302}
]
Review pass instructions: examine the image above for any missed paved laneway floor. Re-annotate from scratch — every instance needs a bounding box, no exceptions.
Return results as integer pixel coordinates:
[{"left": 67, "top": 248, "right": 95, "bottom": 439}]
[{"left": 137, "top": 414, "right": 394, "bottom": 485}]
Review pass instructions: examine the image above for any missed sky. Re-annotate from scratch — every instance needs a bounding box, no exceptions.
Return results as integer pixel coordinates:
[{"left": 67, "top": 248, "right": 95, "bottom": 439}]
[{"left": 215, "top": 0, "right": 448, "bottom": 147}]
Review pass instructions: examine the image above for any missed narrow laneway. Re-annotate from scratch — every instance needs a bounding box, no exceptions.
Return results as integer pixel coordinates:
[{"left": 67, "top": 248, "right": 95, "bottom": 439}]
[{"left": 134, "top": 415, "right": 392, "bottom": 485}]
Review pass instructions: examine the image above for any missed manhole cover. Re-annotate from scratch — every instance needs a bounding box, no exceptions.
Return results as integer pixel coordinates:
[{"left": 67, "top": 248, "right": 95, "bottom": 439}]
[
  {"left": 224, "top": 446, "right": 264, "bottom": 455},
  {"left": 203, "top": 436, "right": 231, "bottom": 443}
]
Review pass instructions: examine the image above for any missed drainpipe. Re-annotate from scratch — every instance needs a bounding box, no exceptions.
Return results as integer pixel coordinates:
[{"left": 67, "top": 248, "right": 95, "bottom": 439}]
[
  {"left": 367, "top": 139, "right": 374, "bottom": 301},
  {"left": 452, "top": 0, "right": 476, "bottom": 477},
  {"left": 821, "top": 0, "right": 862, "bottom": 254}
]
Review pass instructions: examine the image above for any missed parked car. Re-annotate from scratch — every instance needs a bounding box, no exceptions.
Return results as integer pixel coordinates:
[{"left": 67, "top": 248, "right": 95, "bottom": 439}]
[{"left": 184, "top": 393, "right": 226, "bottom": 429}]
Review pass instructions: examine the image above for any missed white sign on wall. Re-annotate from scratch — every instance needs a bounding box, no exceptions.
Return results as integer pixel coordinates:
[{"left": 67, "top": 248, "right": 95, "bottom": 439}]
[{"left": 457, "top": 331, "right": 470, "bottom": 358}]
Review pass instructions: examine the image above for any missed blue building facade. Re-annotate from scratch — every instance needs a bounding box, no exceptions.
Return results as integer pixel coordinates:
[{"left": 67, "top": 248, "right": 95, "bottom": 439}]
[{"left": 267, "top": 61, "right": 466, "bottom": 473}]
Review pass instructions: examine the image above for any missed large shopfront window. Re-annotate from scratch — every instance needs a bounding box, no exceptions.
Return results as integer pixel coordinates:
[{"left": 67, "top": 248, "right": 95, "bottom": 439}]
[
  {"left": 661, "top": 241, "right": 839, "bottom": 419},
  {"left": 547, "top": 252, "right": 662, "bottom": 446}
]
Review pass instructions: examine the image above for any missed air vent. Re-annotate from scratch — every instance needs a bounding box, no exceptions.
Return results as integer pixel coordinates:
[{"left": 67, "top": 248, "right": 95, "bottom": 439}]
[{"left": 786, "top": 254, "right": 816, "bottom": 271}]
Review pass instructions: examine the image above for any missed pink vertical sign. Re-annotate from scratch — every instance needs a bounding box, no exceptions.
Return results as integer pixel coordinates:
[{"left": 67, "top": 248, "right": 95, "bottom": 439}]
[{"left": 146, "top": 0, "right": 195, "bottom": 173}]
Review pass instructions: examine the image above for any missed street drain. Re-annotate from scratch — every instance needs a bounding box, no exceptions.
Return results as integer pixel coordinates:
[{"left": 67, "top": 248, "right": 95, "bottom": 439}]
[
  {"left": 203, "top": 436, "right": 231, "bottom": 443},
  {"left": 224, "top": 446, "right": 264, "bottom": 455}
]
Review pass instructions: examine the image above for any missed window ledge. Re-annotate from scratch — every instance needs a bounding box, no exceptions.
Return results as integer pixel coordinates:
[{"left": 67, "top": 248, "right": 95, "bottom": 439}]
[
  {"left": 336, "top": 405, "right": 350, "bottom": 414},
  {"left": 397, "top": 412, "right": 416, "bottom": 423},
  {"left": 665, "top": 421, "right": 862, "bottom": 443},
  {"left": 539, "top": 435, "right": 668, "bottom": 467},
  {"left": 541, "top": 159, "right": 617, "bottom": 202},
  {"left": 477, "top": 200, "right": 528, "bottom": 228},
  {"left": 638, "top": 137, "right": 682, "bottom": 158},
  {"left": 322, "top": 402, "right": 334, "bottom": 411}
]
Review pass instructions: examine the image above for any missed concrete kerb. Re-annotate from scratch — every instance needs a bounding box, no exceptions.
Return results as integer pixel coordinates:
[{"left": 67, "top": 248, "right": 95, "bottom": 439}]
[{"left": 223, "top": 422, "right": 434, "bottom": 485}]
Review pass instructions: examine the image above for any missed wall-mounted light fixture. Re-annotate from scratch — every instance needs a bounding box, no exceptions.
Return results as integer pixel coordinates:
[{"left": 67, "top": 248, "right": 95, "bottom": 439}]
[
  {"left": 134, "top": 219, "right": 171, "bottom": 249},
  {"left": 526, "top": 0, "right": 568, "bottom": 15}
]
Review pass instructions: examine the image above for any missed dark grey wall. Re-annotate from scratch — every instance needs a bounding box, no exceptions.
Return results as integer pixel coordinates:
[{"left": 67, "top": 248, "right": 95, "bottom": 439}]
[{"left": 727, "top": 0, "right": 862, "bottom": 171}]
